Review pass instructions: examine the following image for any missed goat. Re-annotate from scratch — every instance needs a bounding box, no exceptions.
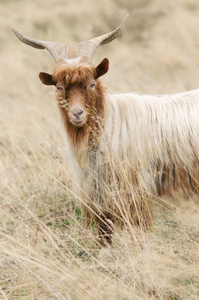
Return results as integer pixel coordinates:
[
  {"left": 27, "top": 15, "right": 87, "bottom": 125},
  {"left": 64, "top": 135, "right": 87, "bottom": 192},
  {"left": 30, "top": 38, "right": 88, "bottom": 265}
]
[{"left": 12, "top": 15, "right": 199, "bottom": 243}]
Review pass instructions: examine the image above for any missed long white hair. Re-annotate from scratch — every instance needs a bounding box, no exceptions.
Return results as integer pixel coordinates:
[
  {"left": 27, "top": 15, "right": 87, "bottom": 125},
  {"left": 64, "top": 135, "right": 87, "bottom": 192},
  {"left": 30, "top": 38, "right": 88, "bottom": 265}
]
[
  {"left": 65, "top": 88, "right": 199, "bottom": 229},
  {"left": 102, "top": 89, "right": 199, "bottom": 195}
]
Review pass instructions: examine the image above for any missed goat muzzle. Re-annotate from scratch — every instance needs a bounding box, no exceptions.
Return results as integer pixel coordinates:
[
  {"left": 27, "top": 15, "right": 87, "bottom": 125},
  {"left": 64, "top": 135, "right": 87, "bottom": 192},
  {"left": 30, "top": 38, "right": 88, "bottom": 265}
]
[{"left": 68, "top": 107, "right": 88, "bottom": 127}]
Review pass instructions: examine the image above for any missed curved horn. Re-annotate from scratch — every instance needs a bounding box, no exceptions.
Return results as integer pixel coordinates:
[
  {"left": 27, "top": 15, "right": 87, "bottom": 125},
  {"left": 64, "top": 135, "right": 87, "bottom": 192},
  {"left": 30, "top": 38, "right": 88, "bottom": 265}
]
[
  {"left": 77, "top": 14, "right": 129, "bottom": 61},
  {"left": 11, "top": 27, "right": 69, "bottom": 61}
]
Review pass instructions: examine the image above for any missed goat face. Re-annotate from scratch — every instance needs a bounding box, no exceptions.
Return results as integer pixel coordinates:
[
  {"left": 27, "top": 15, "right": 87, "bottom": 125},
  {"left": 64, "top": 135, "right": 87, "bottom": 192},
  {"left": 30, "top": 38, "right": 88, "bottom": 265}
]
[
  {"left": 39, "top": 58, "right": 109, "bottom": 128},
  {"left": 56, "top": 81, "right": 89, "bottom": 128}
]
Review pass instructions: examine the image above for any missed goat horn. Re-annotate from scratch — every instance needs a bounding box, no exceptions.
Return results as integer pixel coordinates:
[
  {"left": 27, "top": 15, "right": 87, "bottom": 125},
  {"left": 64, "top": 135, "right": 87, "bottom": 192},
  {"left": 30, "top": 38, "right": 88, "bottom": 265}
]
[
  {"left": 11, "top": 27, "right": 69, "bottom": 61},
  {"left": 77, "top": 14, "right": 129, "bottom": 61}
]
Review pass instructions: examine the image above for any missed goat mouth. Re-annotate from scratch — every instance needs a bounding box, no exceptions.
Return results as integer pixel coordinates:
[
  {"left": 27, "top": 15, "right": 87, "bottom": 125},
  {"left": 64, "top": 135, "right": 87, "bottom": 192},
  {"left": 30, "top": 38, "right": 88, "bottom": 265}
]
[{"left": 69, "top": 116, "right": 88, "bottom": 127}]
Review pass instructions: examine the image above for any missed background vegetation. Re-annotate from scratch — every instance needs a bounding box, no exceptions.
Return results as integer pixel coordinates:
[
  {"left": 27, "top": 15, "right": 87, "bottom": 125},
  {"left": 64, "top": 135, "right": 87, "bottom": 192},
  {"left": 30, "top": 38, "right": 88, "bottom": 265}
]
[{"left": 0, "top": 0, "right": 199, "bottom": 298}]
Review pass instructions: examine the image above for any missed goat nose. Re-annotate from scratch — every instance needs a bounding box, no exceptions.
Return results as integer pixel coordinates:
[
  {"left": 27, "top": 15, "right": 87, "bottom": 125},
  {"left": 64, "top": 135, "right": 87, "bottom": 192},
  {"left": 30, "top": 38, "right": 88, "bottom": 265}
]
[{"left": 72, "top": 108, "right": 84, "bottom": 117}]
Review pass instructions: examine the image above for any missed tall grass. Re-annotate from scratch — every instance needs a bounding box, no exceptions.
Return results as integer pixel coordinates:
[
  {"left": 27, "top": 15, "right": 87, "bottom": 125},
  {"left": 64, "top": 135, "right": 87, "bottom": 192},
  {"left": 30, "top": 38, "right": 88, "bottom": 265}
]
[{"left": 0, "top": 106, "right": 199, "bottom": 299}]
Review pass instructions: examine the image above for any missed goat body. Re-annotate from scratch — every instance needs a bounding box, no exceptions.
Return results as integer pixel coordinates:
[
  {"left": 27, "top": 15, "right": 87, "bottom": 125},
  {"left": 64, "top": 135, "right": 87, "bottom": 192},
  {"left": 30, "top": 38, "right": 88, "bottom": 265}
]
[
  {"left": 12, "top": 15, "right": 199, "bottom": 243},
  {"left": 74, "top": 68, "right": 198, "bottom": 199},
  {"left": 52, "top": 58, "right": 199, "bottom": 237},
  {"left": 105, "top": 90, "right": 199, "bottom": 196}
]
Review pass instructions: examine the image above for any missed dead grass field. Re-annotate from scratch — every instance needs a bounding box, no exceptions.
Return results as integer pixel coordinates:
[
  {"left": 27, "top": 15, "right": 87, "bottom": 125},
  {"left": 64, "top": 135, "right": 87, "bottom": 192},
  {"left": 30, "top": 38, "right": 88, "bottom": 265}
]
[{"left": 0, "top": 0, "right": 199, "bottom": 299}]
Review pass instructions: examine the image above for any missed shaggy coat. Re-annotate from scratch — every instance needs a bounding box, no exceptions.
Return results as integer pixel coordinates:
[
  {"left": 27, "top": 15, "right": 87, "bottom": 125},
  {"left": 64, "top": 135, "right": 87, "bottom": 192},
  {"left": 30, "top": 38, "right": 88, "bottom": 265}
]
[
  {"left": 41, "top": 58, "right": 199, "bottom": 241},
  {"left": 12, "top": 16, "right": 199, "bottom": 243}
]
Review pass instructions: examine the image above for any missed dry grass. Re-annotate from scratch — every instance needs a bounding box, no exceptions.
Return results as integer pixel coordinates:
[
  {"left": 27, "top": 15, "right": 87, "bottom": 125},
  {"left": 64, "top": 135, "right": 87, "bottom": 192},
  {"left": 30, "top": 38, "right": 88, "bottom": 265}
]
[{"left": 0, "top": 0, "right": 199, "bottom": 299}]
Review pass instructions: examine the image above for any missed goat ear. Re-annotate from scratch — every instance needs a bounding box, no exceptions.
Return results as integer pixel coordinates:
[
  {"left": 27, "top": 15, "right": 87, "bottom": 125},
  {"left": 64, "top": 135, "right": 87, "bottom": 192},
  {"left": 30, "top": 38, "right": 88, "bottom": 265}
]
[
  {"left": 39, "top": 72, "right": 55, "bottom": 86},
  {"left": 95, "top": 58, "right": 109, "bottom": 79}
]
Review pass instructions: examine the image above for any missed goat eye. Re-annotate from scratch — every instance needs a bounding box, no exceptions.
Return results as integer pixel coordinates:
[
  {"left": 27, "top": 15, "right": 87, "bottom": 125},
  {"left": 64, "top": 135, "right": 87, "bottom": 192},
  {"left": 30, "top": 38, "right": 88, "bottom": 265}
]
[
  {"left": 56, "top": 85, "right": 64, "bottom": 92},
  {"left": 89, "top": 83, "right": 95, "bottom": 89}
]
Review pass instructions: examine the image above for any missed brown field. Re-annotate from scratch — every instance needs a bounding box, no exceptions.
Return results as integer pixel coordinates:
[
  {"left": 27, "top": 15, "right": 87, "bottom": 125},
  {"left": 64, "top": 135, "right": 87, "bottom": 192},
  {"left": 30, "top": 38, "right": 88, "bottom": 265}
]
[{"left": 0, "top": 0, "right": 199, "bottom": 299}]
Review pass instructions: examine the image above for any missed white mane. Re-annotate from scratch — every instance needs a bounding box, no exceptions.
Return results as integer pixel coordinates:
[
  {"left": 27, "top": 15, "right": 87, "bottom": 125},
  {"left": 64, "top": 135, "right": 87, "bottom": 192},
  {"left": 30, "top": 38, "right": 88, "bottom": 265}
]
[{"left": 101, "top": 89, "right": 199, "bottom": 193}]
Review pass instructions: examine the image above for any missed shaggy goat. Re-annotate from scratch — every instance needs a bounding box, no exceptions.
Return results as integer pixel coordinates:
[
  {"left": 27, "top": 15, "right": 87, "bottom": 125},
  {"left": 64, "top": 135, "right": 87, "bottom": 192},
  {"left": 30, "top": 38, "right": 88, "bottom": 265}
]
[{"left": 12, "top": 15, "right": 199, "bottom": 243}]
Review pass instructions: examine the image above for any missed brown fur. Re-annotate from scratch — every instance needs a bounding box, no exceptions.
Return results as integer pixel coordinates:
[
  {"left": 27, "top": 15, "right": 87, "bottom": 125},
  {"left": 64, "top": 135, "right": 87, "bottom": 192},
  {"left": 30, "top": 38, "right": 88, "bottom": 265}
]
[
  {"left": 52, "top": 60, "right": 106, "bottom": 161},
  {"left": 156, "top": 162, "right": 199, "bottom": 196}
]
